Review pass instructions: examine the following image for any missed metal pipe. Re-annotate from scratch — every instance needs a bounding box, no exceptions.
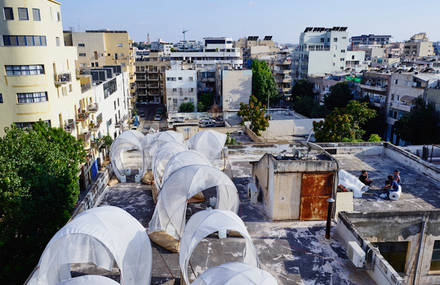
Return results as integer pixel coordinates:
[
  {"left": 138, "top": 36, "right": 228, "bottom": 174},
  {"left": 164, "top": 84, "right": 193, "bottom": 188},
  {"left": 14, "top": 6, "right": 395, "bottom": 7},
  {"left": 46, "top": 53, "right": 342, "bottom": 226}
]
[{"left": 325, "top": 198, "right": 335, "bottom": 239}]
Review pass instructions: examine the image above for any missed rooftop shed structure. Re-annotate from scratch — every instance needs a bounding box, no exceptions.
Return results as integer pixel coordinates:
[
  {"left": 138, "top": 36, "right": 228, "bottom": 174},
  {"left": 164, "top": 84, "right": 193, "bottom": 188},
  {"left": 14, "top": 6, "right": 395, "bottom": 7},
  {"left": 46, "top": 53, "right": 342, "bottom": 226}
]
[{"left": 251, "top": 145, "right": 338, "bottom": 221}]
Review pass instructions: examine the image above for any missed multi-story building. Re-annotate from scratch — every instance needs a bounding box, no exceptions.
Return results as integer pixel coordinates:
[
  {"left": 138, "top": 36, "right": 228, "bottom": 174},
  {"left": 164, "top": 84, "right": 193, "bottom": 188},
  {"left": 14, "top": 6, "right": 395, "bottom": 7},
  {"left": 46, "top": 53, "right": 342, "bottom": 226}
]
[
  {"left": 135, "top": 52, "right": 170, "bottom": 104},
  {"left": 63, "top": 30, "right": 136, "bottom": 95},
  {"left": 220, "top": 69, "right": 252, "bottom": 124},
  {"left": 403, "top": 33, "right": 435, "bottom": 58},
  {"left": 273, "top": 50, "right": 293, "bottom": 99},
  {"left": 292, "top": 27, "right": 366, "bottom": 79},
  {"left": 359, "top": 71, "right": 391, "bottom": 109},
  {"left": 165, "top": 66, "right": 197, "bottom": 113},
  {"left": 350, "top": 34, "right": 392, "bottom": 48},
  {"left": 0, "top": 0, "right": 83, "bottom": 137}
]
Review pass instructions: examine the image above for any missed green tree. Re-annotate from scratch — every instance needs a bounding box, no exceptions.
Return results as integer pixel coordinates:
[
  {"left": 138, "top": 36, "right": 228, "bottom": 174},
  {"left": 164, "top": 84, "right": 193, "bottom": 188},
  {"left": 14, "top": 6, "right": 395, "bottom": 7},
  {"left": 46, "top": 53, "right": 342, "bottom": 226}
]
[
  {"left": 251, "top": 60, "right": 278, "bottom": 107},
  {"left": 324, "top": 82, "right": 354, "bottom": 111},
  {"left": 197, "top": 92, "right": 213, "bottom": 112},
  {"left": 313, "top": 100, "right": 376, "bottom": 142},
  {"left": 394, "top": 98, "right": 440, "bottom": 145},
  {"left": 291, "top": 79, "right": 316, "bottom": 99},
  {"left": 0, "top": 122, "right": 86, "bottom": 284},
  {"left": 238, "top": 95, "right": 270, "bottom": 136},
  {"left": 179, "top": 102, "right": 195, "bottom": 113},
  {"left": 368, "top": 134, "right": 382, "bottom": 142}
]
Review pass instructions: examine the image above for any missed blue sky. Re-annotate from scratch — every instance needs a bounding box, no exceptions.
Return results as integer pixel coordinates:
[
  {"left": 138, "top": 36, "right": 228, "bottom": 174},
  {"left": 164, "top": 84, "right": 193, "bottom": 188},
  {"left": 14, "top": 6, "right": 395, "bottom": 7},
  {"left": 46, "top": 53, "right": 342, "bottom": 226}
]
[{"left": 61, "top": 0, "right": 439, "bottom": 44}]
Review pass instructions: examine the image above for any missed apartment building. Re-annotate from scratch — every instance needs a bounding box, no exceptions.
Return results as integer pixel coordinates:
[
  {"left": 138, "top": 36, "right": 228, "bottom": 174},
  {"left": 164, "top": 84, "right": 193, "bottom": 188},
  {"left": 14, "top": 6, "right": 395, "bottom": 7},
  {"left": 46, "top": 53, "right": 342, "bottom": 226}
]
[
  {"left": 403, "top": 33, "right": 435, "bottom": 58},
  {"left": 165, "top": 67, "right": 197, "bottom": 113},
  {"left": 221, "top": 69, "right": 252, "bottom": 124},
  {"left": 0, "top": 0, "right": 83, "bottom": 137},
  {"left": 350, "top": 34, "right": 392, "bottom": 48},
  {"left": 64, "top": 30, "right": 136, "bottom": 95},
  {"left": 292, "top": 27, "right": 366, "bottom": 79},
  {"left": 273, "top": 50, "right": 293, "bottom": 98},
  {"left": 135, "top": 51, "right": 170, "bottom": 104}
]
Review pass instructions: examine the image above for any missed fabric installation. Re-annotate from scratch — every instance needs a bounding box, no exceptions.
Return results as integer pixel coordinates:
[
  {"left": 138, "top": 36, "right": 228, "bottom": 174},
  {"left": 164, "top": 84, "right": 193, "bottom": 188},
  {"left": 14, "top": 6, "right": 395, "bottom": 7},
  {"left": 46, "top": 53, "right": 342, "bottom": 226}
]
[{"left": 186, "top": 130, "right": 227, "bottom": 160}]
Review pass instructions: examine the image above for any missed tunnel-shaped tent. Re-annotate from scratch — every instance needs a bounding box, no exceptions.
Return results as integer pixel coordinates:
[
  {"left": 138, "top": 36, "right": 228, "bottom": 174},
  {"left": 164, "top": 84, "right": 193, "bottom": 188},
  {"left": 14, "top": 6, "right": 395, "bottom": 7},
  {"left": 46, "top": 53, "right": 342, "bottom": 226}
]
[
  {"left": 152, "top": 130, "right": 184, "bottom": 145},
  {"left": 28, "top": 206, "right": 152, "bottom": 285},
  {"left": 179, "top": 209, "right": 259, "bottom": 285},
  {"left": 161, "top": 150, "right": 211, "bottom": 189},
  {"left": 187, "top": 130, "right": 227, "bottom": 160},
  {"left": 143, "top": 131, "right": 185, "bottom": 170},
  {"left": 58, "top": 275, "right": 120, "bottom": 285},
  {"left": 110, "top": 130, "right": 146, "bottom": 182},
  {"left": 152, "top": 142, "right": 188, "bottom": 188},
  {"left": 148, "top": 165, "right": 239, "bottom": 240},
  {"left": 192, "top": 262, "right": 278, "bottom": 285}
]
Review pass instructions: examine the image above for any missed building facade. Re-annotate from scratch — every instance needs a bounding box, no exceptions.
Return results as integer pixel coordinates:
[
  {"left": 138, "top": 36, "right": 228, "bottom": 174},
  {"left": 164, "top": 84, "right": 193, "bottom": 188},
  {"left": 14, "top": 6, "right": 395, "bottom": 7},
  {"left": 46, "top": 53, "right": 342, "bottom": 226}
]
[
  {"left": 404, "top": 33, "right": 435, "bottom": 58},
  {"left": 221, "top": 69, "right": 252, "bottom": 124},
  {"left": 350, "top": 34, "right": 392, "bottom": 48},
  {"left": 165, "top": 67, "right": 197, "bottom": 113}
]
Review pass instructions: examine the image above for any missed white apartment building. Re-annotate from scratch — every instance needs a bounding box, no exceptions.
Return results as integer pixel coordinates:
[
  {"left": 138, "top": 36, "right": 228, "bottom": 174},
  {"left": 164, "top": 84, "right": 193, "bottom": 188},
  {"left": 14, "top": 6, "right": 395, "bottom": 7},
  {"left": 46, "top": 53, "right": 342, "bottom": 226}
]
[
  {"left": 292, "top": 27, "right": 366, "bottom": 79},
  {"left": 169, "top": 37, "right": 243, "bottom": 70},
  {"left": 165, "top": 67, "right": 197, "bottom": 113},
  {"left": 0, "top": 0, "right": 83, "bottom": 136}
]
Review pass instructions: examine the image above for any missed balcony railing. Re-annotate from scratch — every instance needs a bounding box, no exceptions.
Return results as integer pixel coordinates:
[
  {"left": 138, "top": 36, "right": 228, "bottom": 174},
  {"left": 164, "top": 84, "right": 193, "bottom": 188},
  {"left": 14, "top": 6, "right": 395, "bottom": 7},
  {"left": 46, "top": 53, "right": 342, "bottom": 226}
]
[
  {"left": 64, "top": 119, "right": 75, "bottom": 133},
  {"left": 89, "top": 120, "right": 102, "bottom": 131},
  {"left": 55, "top": 73, "right": 71, "bottom": 86},
  {"left": 78, "top": 131, "right": 91, "bottom": 142},
  {"left": 360, "top": 84, "right": 387, "bottom": 92},
  {"left": 391, "top": 102, "right": 412, "bottom": 112},
  {"left": 76, "top": 111, "right": 89, "bottom": 122},
  {"left": 88, "top": 103, "right": 98, "bottom": 113}
]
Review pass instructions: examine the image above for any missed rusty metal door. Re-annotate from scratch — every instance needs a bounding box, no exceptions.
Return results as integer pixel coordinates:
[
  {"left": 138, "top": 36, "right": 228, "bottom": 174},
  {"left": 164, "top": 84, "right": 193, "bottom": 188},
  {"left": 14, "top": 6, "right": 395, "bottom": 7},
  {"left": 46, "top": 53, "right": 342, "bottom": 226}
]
[{"left": 299, "top": 172, "right": 333, "bottom": 221}]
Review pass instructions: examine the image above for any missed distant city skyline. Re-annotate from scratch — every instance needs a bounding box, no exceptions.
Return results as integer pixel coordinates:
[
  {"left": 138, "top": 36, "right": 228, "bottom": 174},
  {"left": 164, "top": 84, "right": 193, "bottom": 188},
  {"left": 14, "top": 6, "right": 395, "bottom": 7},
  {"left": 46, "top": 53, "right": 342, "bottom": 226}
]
[{"left": 61, "top": 0, "right": 440, "bottom": 44}]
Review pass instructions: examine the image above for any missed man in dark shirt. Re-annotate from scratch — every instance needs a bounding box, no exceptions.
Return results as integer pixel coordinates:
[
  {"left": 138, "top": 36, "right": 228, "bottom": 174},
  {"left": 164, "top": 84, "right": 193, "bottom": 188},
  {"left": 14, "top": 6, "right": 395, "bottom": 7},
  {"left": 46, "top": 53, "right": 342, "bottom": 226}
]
[
  {"left": 393, "top": 169, "right": 402, "bottom": 185},
  {"left": 359, "top": 170, "right": 373, "bottom": 186}
]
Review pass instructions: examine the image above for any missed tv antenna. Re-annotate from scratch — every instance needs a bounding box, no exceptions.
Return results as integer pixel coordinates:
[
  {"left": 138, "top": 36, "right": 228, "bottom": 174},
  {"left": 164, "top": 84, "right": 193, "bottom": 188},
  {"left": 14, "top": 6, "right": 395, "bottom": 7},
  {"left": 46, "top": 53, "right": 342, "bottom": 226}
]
[{"left": 182, "top": 29, "right": 189, "bottom": 41}]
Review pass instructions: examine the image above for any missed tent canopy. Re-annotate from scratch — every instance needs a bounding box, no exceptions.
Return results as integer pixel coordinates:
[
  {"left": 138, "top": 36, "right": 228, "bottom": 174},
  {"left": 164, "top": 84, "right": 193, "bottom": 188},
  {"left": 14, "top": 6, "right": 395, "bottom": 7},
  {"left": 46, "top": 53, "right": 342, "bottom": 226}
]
[
  {"left": 148, "top": 165, "right": 239, "bottom": 239},
  {"left": 29, "top": 206, "right": 152, "bottom": 285},
  {"left": 161, "top": 150, "right": 211, "bottom": 189},
  {"left": 59, "top": 275, "right": 120, "bottom": 285},
  {"left": 187, "top": 130, "right": 227, "bottom": 160},
  {"left": 192, "top": 262, "right": 278, "bottom": 285},
  {"left": 152, "top": 142, "right": 188, "bottom": 188},
  {"left": 179, "top": 209, "right": 259, "bottom": 285}
]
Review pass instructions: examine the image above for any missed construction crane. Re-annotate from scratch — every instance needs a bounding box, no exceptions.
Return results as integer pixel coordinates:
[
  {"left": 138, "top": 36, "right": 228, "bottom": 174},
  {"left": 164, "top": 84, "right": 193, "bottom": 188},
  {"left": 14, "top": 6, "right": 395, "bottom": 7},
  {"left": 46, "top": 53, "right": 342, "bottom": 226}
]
[{"left": 182, "top": 29, "right": 189, "bottom": 41}]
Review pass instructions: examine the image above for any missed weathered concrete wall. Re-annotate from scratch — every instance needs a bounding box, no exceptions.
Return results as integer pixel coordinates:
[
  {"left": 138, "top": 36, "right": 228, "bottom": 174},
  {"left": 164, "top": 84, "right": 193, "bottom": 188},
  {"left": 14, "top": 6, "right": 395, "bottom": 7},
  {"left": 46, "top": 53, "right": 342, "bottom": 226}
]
[
  {"left": 252, "top": 154, "right": 272, "bottom": 219},
  {"left": 273, "top": 172, "right": 301, "bottom": 220},
  {"left": 335, "top": 192, "right": 353, "bottom": 221}
]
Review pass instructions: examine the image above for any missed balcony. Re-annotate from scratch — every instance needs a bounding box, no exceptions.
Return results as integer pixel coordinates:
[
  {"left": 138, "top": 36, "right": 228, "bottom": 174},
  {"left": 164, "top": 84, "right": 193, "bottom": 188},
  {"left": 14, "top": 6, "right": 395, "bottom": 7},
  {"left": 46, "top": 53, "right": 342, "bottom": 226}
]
[
  {"left": 78, "top": 131, "right": 91, "bottom": 142},
  {"left": 136, "top": 76, "right": 147, "bottom": 81},
  {"left": 55, "top": 73, "right": 71, "bottom": 86},
  {"left": 360, "top": 84, "right": 387, "bottom": 93},
  {"left": 276, "top": 69, "right": 291, "bottom": 74},
  {"left": 115, "top": 121, "right": 122, "bottom": 128},
  {"left": 89, "top": 120, "right": 102, "bottom": 131},
  {"left": 76, "top": 111, "right": 89, "bottom": 122},
  {"left": 91, "top": 138, "right": 104, "bottom": 149},
  {"left": 391, "top": 102, "right": 412, "bottom": 112},
  {"left": 64, "top": 119, "right": 75, "bottom": 133},
  {"left": 88, "top": 103, "right": 98, "bottom": 113},
  {"left": 148, "top": 76, "right": 159, "bottom": 81}
]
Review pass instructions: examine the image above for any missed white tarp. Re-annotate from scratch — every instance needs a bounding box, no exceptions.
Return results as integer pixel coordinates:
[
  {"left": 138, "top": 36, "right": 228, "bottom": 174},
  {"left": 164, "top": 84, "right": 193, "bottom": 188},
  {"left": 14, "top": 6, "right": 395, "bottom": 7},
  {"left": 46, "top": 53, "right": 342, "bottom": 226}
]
[
  {"left": 28, "top": 206, "right": 152, "bottom": 285},
  {"left": 148, "top": 165, "right": 239, "bottom": 239},
  {"left": 161, "top": 150, "right": 211, "bottom": 189},
  {"left": 338, "top": 169, "right": 368, "bottom": 198},
  {"left": 187, "top": 130, "right": 227, "bottom": 160},
  {"left": 58, "top": 275, "right": 119, "bottom": 285},
  {"left": 179, "top": 209, "right": 259, "bottom": 285},
  {"left": 152, "top": 142, "right": 188, "bottom": 188},
  {"left": 192, "top": 262, "right": 278, "bottom": 285},
  {"left": 144, "top": 131, "right": 185, "bottom": 170},
  {"left": 110, "top": 131, "right": 145, "bottom": 182}
]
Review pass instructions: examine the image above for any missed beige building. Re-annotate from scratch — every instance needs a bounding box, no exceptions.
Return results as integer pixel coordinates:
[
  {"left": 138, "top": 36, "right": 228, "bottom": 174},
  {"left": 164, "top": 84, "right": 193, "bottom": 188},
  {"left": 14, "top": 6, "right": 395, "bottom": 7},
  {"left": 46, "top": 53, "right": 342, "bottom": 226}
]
[
  {"left": 0, "top": 0, "right": 86, "bottom": 137},
  {"left": 404, "top": 33, "right": 435, "bottom": 58},
  {"left": 64, "top": 30, "right": 136, "bottom": 95}
]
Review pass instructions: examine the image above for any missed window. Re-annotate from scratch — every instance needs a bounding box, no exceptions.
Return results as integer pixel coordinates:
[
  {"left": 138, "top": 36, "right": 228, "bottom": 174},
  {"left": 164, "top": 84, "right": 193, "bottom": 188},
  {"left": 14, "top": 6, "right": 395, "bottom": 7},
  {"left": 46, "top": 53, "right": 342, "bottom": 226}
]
[
  {"left": 178, "top": 77, "right": 182, "bottom": 80},
  {"left": 6, "top": 65, "right": 45, "bottom": 76},
  {"left": 172, "top": 88, "right": 177, "bottom": 92},
  {"left": 57, "top": 12, "right": 60, "bottom": 22},
  {"left": 32, "top": 8, "right": 41, "bottom": 21},
  {"left": 3, "top": 7, "right": 14, "bottom": 20},
  {"left": 373, "top": 241, "right": 409, "bottom": 274},
  {"left": 78, "top": 43, "right": 85, "bottom": 47},
  {"left": 395, "top": 79, "right": 398, "bottom": 85},
  {"left": 3, "top": 35, "right": 47, "bottom": 46},
  {"left": 117, "top": 98, "right": 120, "bottom": 106},
  {"left": 431, "top": 241, "right": 440, "bottom": 272},
  {"left": 352, "top": 55, "right": 355, "bottom": 60},
  {"left": 17, "top": 92, "right": 48, "bottom": 103},
  {"left": 189, "top": 76, "right": 194, "bottom": 81},
  {"left": 56, "top": 37, "right": 60, "bottom": 47},
  {"left": 320, "top": 38, "right": 324, "bottom": 43},
  {"left": 114, "top": 101, "right": 116, "bottom": 110},
  {"left": 189, "top": 88, "right": 194, "bottom": 92},
  {"left": 18, "top": 8, "right": 29, "bottom": 20},
  {"left": 341, "top": 50, "right": 345, "bottom": 53},
  {"left": 79, "top": 53, "right": 86, "bottom": 57},
  {"left": 0, "top": 93, "right": 3, "bottom": 103},
  {"left": 103, "top": 78, "right": 117, "bottom": 99},
  {"left": 91, "top": 62, "right": 94, "bottom": 67},
  {"left": 333, "top": 37, "right": 338, "bottom": 42},
  {"left": 117, "top": 43, "right": 123, "bottom": 47}
]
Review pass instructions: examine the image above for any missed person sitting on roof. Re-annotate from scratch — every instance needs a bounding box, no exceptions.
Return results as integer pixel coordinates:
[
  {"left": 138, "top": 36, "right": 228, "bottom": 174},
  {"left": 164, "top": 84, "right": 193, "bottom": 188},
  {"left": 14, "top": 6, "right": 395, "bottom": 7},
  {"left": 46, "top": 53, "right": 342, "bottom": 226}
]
[
  {"left": 383, "top": 175, "right": 393, "bottom": 190},
  {"left": 393, "top": 169, "right": 402, "bottom": 185},
  {"left": 380, "top": 176, "right": 400, "bottom": 199},
  {"left": 359, "top": 170, "right": 373, "bottom": 186}
]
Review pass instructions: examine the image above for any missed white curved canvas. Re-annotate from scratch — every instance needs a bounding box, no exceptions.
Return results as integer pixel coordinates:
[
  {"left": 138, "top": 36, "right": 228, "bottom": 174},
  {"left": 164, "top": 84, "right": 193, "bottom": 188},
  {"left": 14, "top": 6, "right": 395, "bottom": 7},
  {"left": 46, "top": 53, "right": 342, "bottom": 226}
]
[
  {"left": 152, "top": 142, "right": 188, "bottom": 188},
  {"left": 153, "top": 130, "right": 184, "bottom": 144},
  {"left": 161, "top": 150, "right": 211, "bottom": 189},
  {"left": 148, "top": 165, "right": 239, "bottom": 239},
  {"left": 143, "top": 132, "right": 185, "bottom": 171},
  {"left": 58, "top": 275, "right": 119, "bottom": 285},
  {"left": 187, "top": 130, "right": 227, "bottom": 160},
  {"left": 29, "top": 206, "right": 152, "bottom": 285},
  {"left": 192, "top": 262, "right": 278, "bottom": 285},
  {"left": 180, "top": 210, "right": 259, "bottom": 285},
  {"left": 110, "top": 131, "right": 146, "bottom": 182}
]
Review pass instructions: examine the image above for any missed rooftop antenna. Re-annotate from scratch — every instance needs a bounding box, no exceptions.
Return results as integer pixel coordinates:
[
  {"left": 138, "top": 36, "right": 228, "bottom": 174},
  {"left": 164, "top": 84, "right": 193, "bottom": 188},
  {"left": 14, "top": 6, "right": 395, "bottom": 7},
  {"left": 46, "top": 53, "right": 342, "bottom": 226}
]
[{"left": 182, "top": 29, "right": 189, "bottom": 41}]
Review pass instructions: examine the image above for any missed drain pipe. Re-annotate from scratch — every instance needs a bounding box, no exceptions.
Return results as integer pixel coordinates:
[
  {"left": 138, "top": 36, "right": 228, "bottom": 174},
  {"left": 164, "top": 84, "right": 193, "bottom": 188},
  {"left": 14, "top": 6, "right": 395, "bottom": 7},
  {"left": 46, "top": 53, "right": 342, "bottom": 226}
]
[{"left": 413, "top": 215, "right": 427, "bottom": 285}]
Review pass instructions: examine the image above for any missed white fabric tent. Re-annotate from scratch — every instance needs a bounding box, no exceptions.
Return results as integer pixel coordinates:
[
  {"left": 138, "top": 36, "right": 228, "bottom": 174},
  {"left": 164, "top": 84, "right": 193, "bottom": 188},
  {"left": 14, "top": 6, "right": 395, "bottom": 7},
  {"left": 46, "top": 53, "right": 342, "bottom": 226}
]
[
  {"left": 152, "top": 130, "right": 184, "bottom": 145},
  {"left": 144, "top": 131, "right": 185, "bottom": 170},
  {"left": 152, "top": 142, "right": 188, "bottom": 188},
  {"left": 187, "top": 130, "right": 227, "bottom": 160},
  {"left": 110, "top": 130, "right": 146, "bottom": 182},
  {"left": 161, "top": 150, "right": 211, "bottom": 189},
  {"left": 148, "top": 165, "right": 239, "bottom": 239},
  {"left": 58, "top": 275, "right": 119, "bottom": 285},
  {"left": 192, "top": 262, "right": 278, "bottom": 285},
  {"left": 179, "top": 209, "right": 259, "bottom": 285},
  {"left": 28, "top": 206, "right": 152, "bottom": 285}
]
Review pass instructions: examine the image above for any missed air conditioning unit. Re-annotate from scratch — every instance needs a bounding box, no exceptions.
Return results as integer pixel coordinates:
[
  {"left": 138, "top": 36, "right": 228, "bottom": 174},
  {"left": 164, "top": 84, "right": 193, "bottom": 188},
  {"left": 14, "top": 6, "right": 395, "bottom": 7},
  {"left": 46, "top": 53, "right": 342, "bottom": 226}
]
[{"left": 347, "top": 241, "right": 365, "bottom": 268}]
